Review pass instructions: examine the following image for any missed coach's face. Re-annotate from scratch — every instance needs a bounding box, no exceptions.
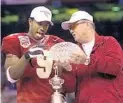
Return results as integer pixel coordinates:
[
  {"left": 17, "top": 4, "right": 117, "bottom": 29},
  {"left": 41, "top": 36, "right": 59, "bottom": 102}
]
[
  {"left": 29, "top": 18, "right": 50, "bottom": 40},
  {"left": 69, "top": 20, "right": 94, "bottom": 44}
]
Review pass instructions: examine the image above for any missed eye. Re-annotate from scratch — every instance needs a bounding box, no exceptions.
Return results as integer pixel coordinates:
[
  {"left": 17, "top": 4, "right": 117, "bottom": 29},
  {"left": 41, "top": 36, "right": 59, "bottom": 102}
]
[
  {"left": 69, "top": 24, "right": 75, "bottom": 30},
  {"left": 37, "top": 21, "right": 50, "bottom": 27},
  {"left": 44, "top": 23, "right": 50, "bottom": 27}
]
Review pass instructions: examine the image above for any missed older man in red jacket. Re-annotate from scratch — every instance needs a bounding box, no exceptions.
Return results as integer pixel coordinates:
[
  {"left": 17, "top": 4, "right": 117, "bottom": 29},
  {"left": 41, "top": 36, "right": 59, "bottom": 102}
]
[{"left": 61, "top": 11, "right": 123, "bottom": 103}]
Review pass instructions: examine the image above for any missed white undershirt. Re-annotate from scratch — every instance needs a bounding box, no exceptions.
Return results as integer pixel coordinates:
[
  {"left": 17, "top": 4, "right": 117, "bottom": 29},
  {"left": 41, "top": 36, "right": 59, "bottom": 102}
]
[{"left": 82, "top": 39, "right": 95, "bottom": 65}]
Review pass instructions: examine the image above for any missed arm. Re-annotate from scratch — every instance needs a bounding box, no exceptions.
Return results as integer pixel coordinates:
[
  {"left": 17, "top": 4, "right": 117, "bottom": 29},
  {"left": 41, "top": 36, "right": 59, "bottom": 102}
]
[
  {"left": 1, "top": 52, "right": 7, "bottom": 91},
  {"left": 5, "top": 54, "right": 29, "bottom": 80},
  {"left": 53, "top": 60, "right": 76, "bottom": 93},
  {"left": 95, "top": 37, "right": 123, "bottom": 76},
  {"left": 2, "top": 36, "right": 29, "bottom": 81},
  {"left": 62, "top": 70, "right": 76, "bottom": 93},
  {"left": 2, "top": 35, "right": 44, "bottom": 81},
  {"left": 72, "top": 37, "right": 123, "bottom": 77},
  {"left": 5, "top": 46, "right": 45, "bottom": 81}
]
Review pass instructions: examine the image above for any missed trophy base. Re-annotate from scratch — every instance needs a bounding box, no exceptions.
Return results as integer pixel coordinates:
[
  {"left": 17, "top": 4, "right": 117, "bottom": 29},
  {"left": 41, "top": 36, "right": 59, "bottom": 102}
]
[{"left": 51, "top": 91, "right": 66, "bottom": 103}]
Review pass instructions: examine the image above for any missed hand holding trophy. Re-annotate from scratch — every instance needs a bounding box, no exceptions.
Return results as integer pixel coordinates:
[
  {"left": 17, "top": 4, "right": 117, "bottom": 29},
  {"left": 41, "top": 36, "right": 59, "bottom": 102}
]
[{"left": 48, "top": 42, "right": 84, "bottom": 103}]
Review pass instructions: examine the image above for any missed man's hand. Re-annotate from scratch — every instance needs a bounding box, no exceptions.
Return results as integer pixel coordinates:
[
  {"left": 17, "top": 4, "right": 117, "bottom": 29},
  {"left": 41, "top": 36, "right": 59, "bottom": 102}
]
[
  {"left": 24, "top": 46, "right": 44, "bottom": 60},
  {"left": 69, "top": 51, "right": 89, "bottom": 65},
  {"left": 54, "top": 60, "right": 72, "bottom": 75}
]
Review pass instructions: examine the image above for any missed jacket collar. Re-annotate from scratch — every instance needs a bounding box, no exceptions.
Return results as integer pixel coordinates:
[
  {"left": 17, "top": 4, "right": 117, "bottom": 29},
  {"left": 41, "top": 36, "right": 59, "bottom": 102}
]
[
  {"left": 92, "top": 32, "right": 104, "bottom": 52},
  {"left": 77, "top": 32, "right": 104, "bottom": 52}
]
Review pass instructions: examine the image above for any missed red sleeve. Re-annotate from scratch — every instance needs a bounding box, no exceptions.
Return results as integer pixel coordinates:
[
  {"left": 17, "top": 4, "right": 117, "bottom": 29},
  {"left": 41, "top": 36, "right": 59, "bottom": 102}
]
[
  {"left": 56, "top": 36, "right": 64, "bottom": 42},
  {"left": 72, "top": 37, "right": 123, "bottom": 77},
  {"left": 95, "top": 37, "right": 123, "bottom": 76},
  {"left": 50, "top": 35, "right": 64, "bottom": 43},
  {"left": 2, "top": 35, "right": 21, "bottom": 58},
  {"left": 62, "top": 70, "right": 76, "bottom": 93}
]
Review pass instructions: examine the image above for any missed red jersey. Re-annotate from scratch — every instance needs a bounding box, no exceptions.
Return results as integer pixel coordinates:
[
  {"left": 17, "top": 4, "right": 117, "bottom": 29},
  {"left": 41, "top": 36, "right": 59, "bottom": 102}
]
[
  {"left": 65, "top": 35, "right": 123, "bottom": 103},
  {"left": 2, "top": 33, "right": 64, "bottom": 103}
]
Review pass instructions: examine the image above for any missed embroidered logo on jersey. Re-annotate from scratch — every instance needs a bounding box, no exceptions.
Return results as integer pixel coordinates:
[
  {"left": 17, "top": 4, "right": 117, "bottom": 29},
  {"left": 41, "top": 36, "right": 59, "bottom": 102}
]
[{"left": 18, "top": 36, "right": 31, "bottom": 48}]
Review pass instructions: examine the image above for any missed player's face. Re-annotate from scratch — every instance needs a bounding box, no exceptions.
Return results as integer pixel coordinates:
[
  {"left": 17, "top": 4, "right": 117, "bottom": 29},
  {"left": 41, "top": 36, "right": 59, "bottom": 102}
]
[{"left": 29, "top": 18, "right": 50, "bottom": 40}]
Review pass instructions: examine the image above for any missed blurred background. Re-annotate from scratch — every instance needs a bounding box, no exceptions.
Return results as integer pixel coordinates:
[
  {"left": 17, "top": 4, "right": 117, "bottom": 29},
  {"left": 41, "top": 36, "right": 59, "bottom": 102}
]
[{"left": 1, "top": 0, "right": 123, "bottom": 103}]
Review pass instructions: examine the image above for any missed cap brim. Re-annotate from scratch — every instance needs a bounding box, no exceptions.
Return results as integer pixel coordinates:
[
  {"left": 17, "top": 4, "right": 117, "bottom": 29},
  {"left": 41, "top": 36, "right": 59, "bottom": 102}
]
[
  {"left": 50, "top": 21, "right": 54, "bottom": 26},
  {"left": 34, "top": 17, "right": 54, "bottom": 26},
  {"left": 61, "top": 21, "right": 73, "bottom": 30},
  {"left": 48, "top": 21, "right": 54, "bottom": 26}
]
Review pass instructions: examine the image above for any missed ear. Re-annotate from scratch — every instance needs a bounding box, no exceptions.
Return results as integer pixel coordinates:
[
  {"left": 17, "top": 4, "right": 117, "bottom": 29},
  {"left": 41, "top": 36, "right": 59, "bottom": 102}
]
[{"left": 28, "top": 18, "right": 32, "bottom": 26}]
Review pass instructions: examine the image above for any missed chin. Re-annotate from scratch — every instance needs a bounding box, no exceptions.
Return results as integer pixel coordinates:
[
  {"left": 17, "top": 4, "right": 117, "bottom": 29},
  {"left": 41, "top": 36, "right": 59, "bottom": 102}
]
[
  {"left": 36, "top": 35, "right": 44, "bottom": 40},
  {"left": 36, "top": 37, "right": 43, "bottom": 40},
  {"left": 75, "top": 39, "right": 81, "bottom": 43}
]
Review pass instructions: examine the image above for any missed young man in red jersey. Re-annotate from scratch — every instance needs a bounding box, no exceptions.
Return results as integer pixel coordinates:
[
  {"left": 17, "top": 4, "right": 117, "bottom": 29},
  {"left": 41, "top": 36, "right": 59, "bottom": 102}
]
[{"left": 2, "top": 6, "right": 74, "bottom": 103}]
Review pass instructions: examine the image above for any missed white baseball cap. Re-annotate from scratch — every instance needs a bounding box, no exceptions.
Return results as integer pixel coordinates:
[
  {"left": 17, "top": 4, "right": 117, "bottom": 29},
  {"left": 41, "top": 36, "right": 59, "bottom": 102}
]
[
  {"left": 61, "top": 11, "right": 93, "bottom": 30},
  {"left": 30, "top": 6, "right": 53, "bottom": 26}
]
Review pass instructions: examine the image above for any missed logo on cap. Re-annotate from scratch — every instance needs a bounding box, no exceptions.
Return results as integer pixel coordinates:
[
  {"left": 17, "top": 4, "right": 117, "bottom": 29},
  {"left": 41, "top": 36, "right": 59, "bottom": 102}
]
[{"left": 40, "top": 10, "right": 50, "bottom": 18}]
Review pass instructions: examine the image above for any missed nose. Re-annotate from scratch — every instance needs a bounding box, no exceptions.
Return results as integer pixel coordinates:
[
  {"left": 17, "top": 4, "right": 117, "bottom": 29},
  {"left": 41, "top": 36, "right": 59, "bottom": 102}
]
[
  {"left": 70, "top": 30, "right": 75, "bottom": 36},
  {"left": 39, "top": 26, "right": 48, "bottom": 33},
  {"left": 39, "top": 28, "right": 45, "bottom": 33},
  {"left": 70, "top": 30, "right": 74, "bottom": 34}
]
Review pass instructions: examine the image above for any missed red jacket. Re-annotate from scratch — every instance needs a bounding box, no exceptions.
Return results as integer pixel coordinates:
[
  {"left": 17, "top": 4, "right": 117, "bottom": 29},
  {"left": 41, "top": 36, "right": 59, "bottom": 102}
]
[{"left": 64, "top": 35, "right": 123, "bottom": 103}]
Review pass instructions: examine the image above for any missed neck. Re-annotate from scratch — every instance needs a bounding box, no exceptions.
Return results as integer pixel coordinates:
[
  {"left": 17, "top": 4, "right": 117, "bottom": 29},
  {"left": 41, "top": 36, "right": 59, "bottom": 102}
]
[
  {"left": 27, "top": 32, "right": 39, "bottom": 42},
  {"left": 81, "top": 31, "right": 95, "bottom": 44}
]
